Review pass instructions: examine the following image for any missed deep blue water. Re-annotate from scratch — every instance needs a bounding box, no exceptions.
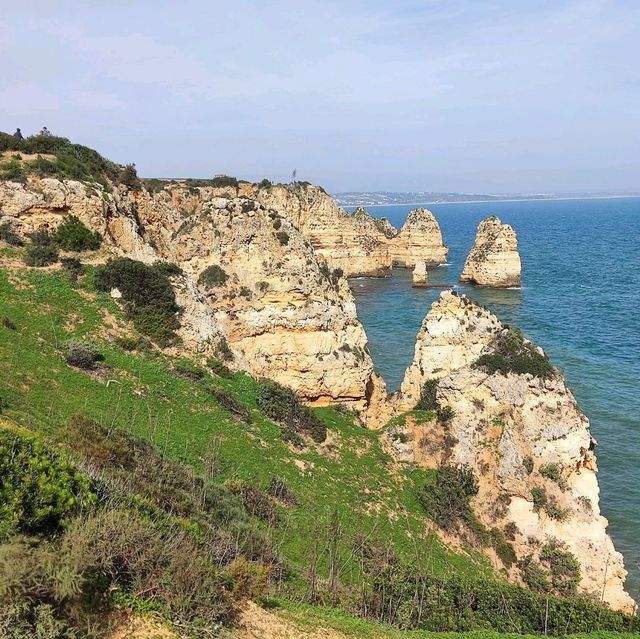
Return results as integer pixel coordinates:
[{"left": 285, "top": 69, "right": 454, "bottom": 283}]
[{"left": 347, "top": 198, "right": 640, "bottom": 593}]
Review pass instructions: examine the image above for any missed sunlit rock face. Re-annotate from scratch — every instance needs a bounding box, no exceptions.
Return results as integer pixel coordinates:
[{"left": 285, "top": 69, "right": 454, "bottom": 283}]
[
  {"left": 390, "top": 208, "right": 448, "bottom": 268},
  {"left": 0, "top": 177, "right": 387, "bottom": 420},
  {"left": 391, "top": 291, "right": 633, "bottom": 612},
  {"left": 460, "top": 216, "right": 521, "bottom": 288}
]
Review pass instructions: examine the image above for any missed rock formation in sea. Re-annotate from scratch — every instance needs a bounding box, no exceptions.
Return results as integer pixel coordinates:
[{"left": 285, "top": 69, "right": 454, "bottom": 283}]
[
  {"left": 0, "top": 177, "right": 388, "bottom": 422},
  {"left": 460, "top": 216, "right": 521, "bottom": 287},
  {"left": 390, "top": 208, "right": 448, "bottom": 268},
  {"left": 412, "top": 260, "right": 429, "bottom": 287},
  {"left": 393, "top": 291, "right": 633, "bottom": 612}
]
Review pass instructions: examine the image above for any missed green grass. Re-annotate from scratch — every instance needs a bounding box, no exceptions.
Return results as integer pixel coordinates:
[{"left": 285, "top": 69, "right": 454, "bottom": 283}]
[
  {"left": 0, "top": 263, "right": 489, "bottom": 590},
  {"left": 267, "top": 600, "right": 640, "bottom": 639}
]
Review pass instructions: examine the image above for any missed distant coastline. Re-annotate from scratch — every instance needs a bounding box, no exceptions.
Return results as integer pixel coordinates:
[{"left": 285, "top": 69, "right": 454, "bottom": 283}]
[{"left": 336, "top": 193, "right": 640, "bottom": 208}]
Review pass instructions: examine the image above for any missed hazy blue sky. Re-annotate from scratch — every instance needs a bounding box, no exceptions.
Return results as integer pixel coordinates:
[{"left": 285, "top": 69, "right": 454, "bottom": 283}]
[{"left": 2, "top": 1, "right": 639, "bottom": 193}]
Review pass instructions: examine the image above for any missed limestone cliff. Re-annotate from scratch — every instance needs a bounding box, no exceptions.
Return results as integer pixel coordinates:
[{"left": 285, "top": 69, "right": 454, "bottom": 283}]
[
  {"left": 460, "top": 216, "right": 521, "bottom": 287},
  {"left": 390, "top": 208, "right": 448, "bottom": 268},
  {"left": 393, "top": 291, "right": 632, "bottom": 612},
  {"left": 249, "top": 184, "right": 394, "bottom": 277},
  {"left": 0, "top": 177, "right": 386, "bottom": 420}
]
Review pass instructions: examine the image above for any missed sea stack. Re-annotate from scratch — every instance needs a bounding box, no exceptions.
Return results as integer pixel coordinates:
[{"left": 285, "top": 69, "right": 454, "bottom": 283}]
[
  {"left": 393, "top": 291, "right": 633, "bottom": 612},
  {"left": 390, "top": 208, "right": 448, "bottom": 268},
  {"left": 460, "top": 216, "right": 521, "bottom": 287},
  {"left": 412, "top": 260, "right": 429, "bottom": 287}
]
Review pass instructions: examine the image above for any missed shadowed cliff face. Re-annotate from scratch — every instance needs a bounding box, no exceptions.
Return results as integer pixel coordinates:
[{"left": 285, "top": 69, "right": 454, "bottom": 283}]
[{"left": 391, "top": 291, "right": 633, "bottom": 612}]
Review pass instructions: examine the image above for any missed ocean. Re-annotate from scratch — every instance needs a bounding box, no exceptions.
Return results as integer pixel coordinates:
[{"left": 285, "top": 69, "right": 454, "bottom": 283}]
[{"left": 347, "top": 197, "right": 640, "bottom": 594}]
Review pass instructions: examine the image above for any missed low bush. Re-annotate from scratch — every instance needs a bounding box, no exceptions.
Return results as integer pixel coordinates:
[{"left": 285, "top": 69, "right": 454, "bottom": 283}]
[
  {"left": 416, "top": 379, "right": 438, "bottom": 410},
  {"left": 207, "top": 357, "right": 233, "bottom": 379},
  {"left": 275, "top": 230, "right": 289, "bottom": 246},
  {"left": 2, "top": 316, "right": 17, "bottom": 330},
  {"left": 473, "top": 328, "right": 554, "bottom": 379},
  {"left": 256, "top": 378, "right": 327, "bottom": 443},
  {"left": 173, "top": 359, "right": 207, "bottom": 381},
  {"left": 64, "top": 340, "right": 102, "bottom": 370},
  {"left": 0, "top": 221, "right": 23, "bottom": 246},
  {"left": 225, "top": 480, "right": 279, "bottom": 523},
  {"left": 208, "top": 387, "right": 252, "bottom": 423},
  {"left": 94, "top": 258, "right": 181, "bottom": 346},
  {"left": 210, "top": 175, "right": 238, "bottom": 188},
  {"left": 0, "top": 157, "right": 26, "bottom": 182},
  {"left": 0, "top": 429, "right": 97, "bottom": 539},
  {"left": 258, "top": 178, "right": 272, "bottom": 189},
  {"left": 53, "top": 215, "right": 101, "bottom": 251},
  {"left": 267, "top": 476, "right": 298, "bottom": 506},
  {"left": 198, "top": 264, "right": 229, "bottom": 288},
  {"left": 114, "top": 335, "right": 151, "bottom": 351},
  {"left": 117, "top": 163, "right": 141, "bottom": 189},
  {"left": 417, "top": 465, "right": 478, "bottom": 532},
  {"left": 23, "top": 244, "right": 59, "bottom": 267}
]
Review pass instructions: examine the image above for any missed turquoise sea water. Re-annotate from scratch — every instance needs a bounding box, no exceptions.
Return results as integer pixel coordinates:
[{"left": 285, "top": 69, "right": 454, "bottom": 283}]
[{"left": 347, "top": 197, "right": 640, "bottom": 594}]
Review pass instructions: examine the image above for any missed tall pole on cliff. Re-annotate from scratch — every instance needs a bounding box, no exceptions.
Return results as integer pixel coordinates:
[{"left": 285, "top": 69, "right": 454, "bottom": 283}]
[{"left": 291, "top": 168, "right": 297, "bottom": 188}]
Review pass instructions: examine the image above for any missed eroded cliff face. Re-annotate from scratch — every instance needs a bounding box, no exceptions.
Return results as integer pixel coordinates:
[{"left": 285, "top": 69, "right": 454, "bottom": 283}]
[
  {"left": 390, "top": 208, "right": 448, "bottom": 268},
  {"left": 392, "top": 291, "right": 633, "bottom": 612},
  {"left": 0, "top": 177, "right": 387, "bottom": 420},
  {"left": 460, "top": 216, "right": 521, "bottom": 287},
  {"left": 249, "top": 184, "right": 394, "bottom": 277}
]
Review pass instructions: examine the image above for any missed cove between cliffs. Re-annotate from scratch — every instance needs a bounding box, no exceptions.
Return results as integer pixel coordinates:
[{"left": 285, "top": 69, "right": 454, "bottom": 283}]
[{"left": 349, "top": 196, "right": 640, "bottom": 594}]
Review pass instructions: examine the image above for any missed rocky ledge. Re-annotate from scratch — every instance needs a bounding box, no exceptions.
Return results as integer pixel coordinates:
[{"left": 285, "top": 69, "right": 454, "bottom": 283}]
[
  {"left": 392, "top": 291, "right": 633, "bottom": 612},
  {"left": 460, "top": 216, "right": 521, "bottom": 287}
]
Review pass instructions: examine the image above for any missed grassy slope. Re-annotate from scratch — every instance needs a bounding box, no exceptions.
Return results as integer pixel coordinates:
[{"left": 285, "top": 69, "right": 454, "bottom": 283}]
[
  {"left": 0, "top": 255, "right": 488, "bottom": 592},
  {"left": 266, "top": 600, "right": 639, "bottom": 639}
]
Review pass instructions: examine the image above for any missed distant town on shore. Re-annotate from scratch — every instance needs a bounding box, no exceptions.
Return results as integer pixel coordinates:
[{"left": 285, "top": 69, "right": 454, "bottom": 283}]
[{"left": 333, "top": 190, "right": 640, "bottom": 207}]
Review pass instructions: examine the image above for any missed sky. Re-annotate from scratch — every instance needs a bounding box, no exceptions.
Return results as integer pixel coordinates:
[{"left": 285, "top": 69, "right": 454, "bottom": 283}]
[{"left": 1, "top": 0, "right": 639, "bottom": 193}]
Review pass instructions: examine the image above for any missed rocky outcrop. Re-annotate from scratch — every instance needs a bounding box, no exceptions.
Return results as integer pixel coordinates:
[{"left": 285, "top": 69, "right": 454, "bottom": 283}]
[
  {"left": 249, "top": 185, "right": 394, "bottom": 277},
  {"left": 390, "top": 208, "right": 448, "bottom": 268},
  {"left": 392, "top": 291, "right": 632, "bottom": 612},
  {"left": 412, "top": 261, "right": 429, "bottom": 287},
  {"left": 0, "top": 177, "right": 387, "bottom": 421},
  {"left": 460, "top": 216, "right": 521, "bottom": 287}
]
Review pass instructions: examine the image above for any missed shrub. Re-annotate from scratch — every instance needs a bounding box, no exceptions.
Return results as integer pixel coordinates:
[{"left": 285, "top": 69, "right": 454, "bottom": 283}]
[
  {"left": 23, "top": 244, "right": 59, "bottom": 267},
  {"left": 152, "top": 261, "right": 183, "bottom": 277},
  {"left": 275, "top": 231, "right": 289, "bottom": 246},
  {"left": 217, "top": 336, "right": 234, "bottom": 361},
  {"left": 256, "top": 378, "right": 327, "bottom": 443},
  {"left": 0, "top": 221, "right": 23, "bottom": 246},
  {"left": 531, "top": 486, "right": 547, "bottom": 510},
  {"left": 417, "top": 465, "right": 478, "bottom": 532},
  {"left": 52, "top": 215, "right": 101, "bottom": 251},
  {"left": 0, "top": 429, "right": 97, "bottom": 539},
  {"left": 416, "top": 380, "right": 438, "bottom": 410},
  {"left": 258, "top": 178, "right": 272, "bottom": 189},
  {"left": 2, "top": 316, "right": 16, "bottom": 330},
  {"left": 225, "top": 480, "right": 279, "bottom": 523},
  {"left": 207, "top": 357, "right": 233, "bottom": 379},
  {"left": 59, "top": 257, "right": 83, "bottom": 284},
  {"left": 210, "top": 175, "right": 238, "bottom": 188},
  {"left": 523, "top": 456, "right": 534, "bottom": 474},
  {"left": 267, "top": 476, "right": 298, "bottom": 506},
  {"left": 473, "top": 328, "right": 554, "bottom": 379},
  {"left": 94, "top": 258, "right": 180, "bottom": 346},
  {"left": 29, "top": 229, "right": 54, "bottom": 246},
  {"left": 540, "top": 462, "right": 567, "bottom": 489},
  {"left": 117, "top": 163, "right": 141, "bottom": 189},
  {"left": 64, "top": 340, "right": 102, "bottom": 370},
  {"left": 173, "top": 359, "right": 206, "bottom": 381},
  {"left": 198, "top": 264, "right": 229, "bottom": 288},
  {"left": 0, "top": 157, "right": 26, "bottom": 182},
  {"left": 209, "top": 387, "right": 252, "bottom": 423},
  {"left": 114, "top": 335, "right": 150, "bottom": 351},
  {"left": 540, "top": 539, "right": 581, "bottom": 596},
  {"left": 436, "top": 405, "right": 455, "bottom": 424}
]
